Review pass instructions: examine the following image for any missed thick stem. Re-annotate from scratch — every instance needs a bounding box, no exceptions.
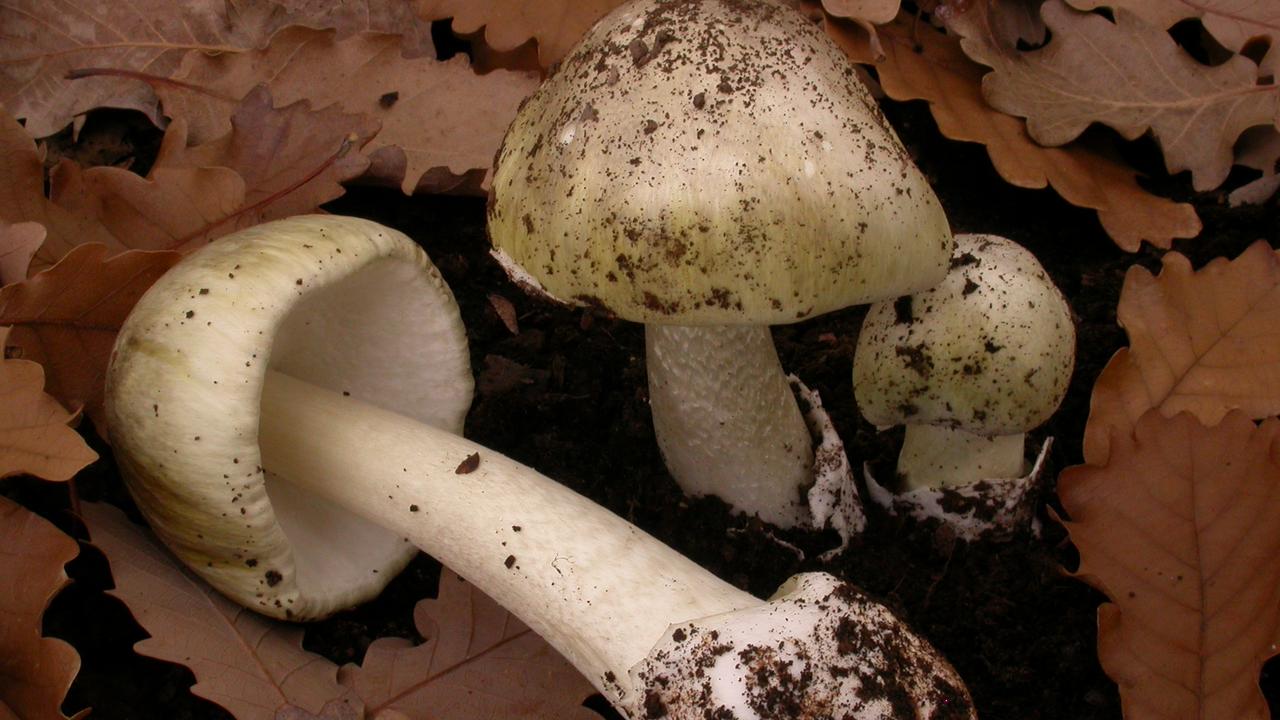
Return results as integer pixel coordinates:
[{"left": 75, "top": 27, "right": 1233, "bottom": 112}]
[
  {"left": 258, "top": 371, "right": 757, "bottom": 704},
  {"left": 645, "top": 324, "right": 813, "bottom": 527},
  {"left": 897, "top": 424, "right": 1026, "bottom": 491}
]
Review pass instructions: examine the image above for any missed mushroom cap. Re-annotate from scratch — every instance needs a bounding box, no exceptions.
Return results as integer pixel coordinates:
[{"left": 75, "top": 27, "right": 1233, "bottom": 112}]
[
  {"left": 488, "top": 0, "right": 952, "bottom": 326},
  {"left": 629, "top": 572, "right": 975, "bottom": 719},
  {"left": 105, "top": 215, "right": 473, "bottom": 620},
  {"left": 853, "top": 234, "right": 1075, "bottom": 436}
]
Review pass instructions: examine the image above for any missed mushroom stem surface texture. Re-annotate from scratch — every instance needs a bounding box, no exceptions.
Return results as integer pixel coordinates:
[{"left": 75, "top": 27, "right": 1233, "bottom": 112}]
[
  {"left": 646, "top": 325, "right": 812, "bottom": 526},
  {"left": 259, "top": 369, "right": 757, "bottom": 701}
]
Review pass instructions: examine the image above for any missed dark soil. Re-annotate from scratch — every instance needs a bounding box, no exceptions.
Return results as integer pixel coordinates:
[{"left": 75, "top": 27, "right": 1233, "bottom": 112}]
[{"left": 7, "top": 92, "right": 1279, "bottom": 720}]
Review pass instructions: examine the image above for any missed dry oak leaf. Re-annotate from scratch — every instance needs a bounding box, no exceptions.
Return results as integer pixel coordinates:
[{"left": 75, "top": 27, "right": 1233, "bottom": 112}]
[
  {"left": 416, "top": 0, "right": 626, "bottom": 67},
  {"left": 0, "top": 0, "right": 294, "bottom": 138},
  {"left": 271, "top": 0, "right": 438, "bottom": 57},
  {"left": 1066, "top": 0, "right": 1280, "bottom": 76},
  {"left": 152, "top": 86, "right": 377, "bottom": 228},
  {"left": 0, "top": 358, "right": 97, "bottom": 482},
  {"left": 967, "top": 0, "right": 1279, "bottom": 192},
  {"left": 0, "top": 110, "right": 117, "bottom": 270},
  {"left": 159, "top": 27, "right": 540, "bottom": 193},
  {"left": 338, "top": 569, "right": 601, "bottom": 720},
  {"left": 0, "top": 244, "right": 181, "bottom": 435},
  {"left": 1058, "top": 411, "right": 1280, "bottom": 720},
  {"left": 1229, "top": 125, "right": 1280, "bottom": 205},
  {"left": 0, "top": 496, "right": 81, "bottom": 720},
  {"left": 1083, "top": 240, "right": 1280, "bottom": 465},
  {"left": 0, "top": 221, "right": 44, "bottom": 285},
  {"left": 824, "top": 13, "right": 1200, "bottom": 250},
  {"left": 82, "top": 502, "right": 363, "bottom": 720}
]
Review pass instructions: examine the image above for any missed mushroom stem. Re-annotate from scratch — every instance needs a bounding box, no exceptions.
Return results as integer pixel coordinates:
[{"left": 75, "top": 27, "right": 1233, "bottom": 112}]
[
  {"left": 258, "top": 370, "right": 758, "bottom": 703},
  {"left": 897, "top": 424, "right": 1026, "bottom": 491},
  {"left": 646, "top": 324, "right": 813, "bottom": 527}
]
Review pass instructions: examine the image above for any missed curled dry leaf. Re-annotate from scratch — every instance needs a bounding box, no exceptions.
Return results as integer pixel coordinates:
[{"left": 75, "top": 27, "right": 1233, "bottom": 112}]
[
  {"left": 158, "top": 27, "right": 540, "bottom": 193},
  {"left": 1065, "top": 0, "right": 1279, "bottom": 76},
  {"left": 416, "top": 0, "right": 627, "bottom": 67},
  {"left": 1084, "top": 241, "right": 1280, "bottom": 465},
  {"left": 0, "top": 496, "right": 81, "bottom": 720},
  {"left": 824, "top": 13, "right": 1201, "bottom": 250},
  {"left": 0, "top": 0, "right": 291, "bottom": 138},
  {"left": 0, "top": 358, "right": 97, "bottom": 482},
  {"left": 338, "top": 569, "right": 602, "bottom": 720},
  {"left": 82, "top": 502, "right": 363, "bottom": 720},
  {"left": 822, "top": 0, "right": 903, "bottom": 23},
  {"left": 0, "top": 244, "right": 182, "bottom": 434},
  {"left": 964, "top": 0, "right": 1279, "bottom": 192},
  {"left": 1058, "top": 410, "right": 1280, "bottom": 720},
  {"left": 0, "top": 222, "right": 44, "bottom": 286}
]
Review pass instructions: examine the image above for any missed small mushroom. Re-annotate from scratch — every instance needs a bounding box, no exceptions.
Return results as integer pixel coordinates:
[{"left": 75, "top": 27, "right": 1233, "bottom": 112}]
[
  {"left": 852, "top": 234, "right": 1075, "bottom": 538},
  {"left": 106, "top": 215, "right": 975, "bottom": 718},
  {"left": 487, "top": 0, "right": 952, "bottom": 529}
]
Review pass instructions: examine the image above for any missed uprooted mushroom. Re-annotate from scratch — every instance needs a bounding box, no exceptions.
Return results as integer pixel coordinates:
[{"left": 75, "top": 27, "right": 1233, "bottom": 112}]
[
  {"left": 487, "top": 0, "right": 953, "bottom": 532},
  {"left": 105, "top": 215, "right": 975, "bottom": 719}
]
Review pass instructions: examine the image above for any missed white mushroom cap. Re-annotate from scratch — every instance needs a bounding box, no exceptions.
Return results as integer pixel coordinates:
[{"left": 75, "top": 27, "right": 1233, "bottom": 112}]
[
  {"left": 629, "top": 572, "right": 974, "bottom": 719},
  {"left": 853, "top": 234, "right": 1074, "bottom": 436},
  {"left": 105, "top": 215, "right": 473, "bottom": 620},
  {"left": 488, "top": 0, "right": 952, "bottom": 325}
]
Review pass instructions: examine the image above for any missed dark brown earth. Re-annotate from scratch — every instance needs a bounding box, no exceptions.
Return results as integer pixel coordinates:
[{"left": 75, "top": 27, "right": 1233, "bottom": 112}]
[{"left": 5, "top": 47, "right": 1279, "bottom": 720}]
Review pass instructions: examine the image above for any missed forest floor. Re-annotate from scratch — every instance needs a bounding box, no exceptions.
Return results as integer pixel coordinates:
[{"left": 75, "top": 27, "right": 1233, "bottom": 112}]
[{"left": 10, "top": 98, "right": 1279, "bottom": 719}]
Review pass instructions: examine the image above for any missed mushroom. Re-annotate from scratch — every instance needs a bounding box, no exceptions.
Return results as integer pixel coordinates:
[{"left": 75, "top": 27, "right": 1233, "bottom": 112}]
[
  {"left": 486, "top": 0, "right": 952, "bottom": 529},
  {"left": 852, "top": 234, "right": 1075, "bottom": 537},
  {"left": 106, "top": 215, "right": 976, "bottom": 719}
]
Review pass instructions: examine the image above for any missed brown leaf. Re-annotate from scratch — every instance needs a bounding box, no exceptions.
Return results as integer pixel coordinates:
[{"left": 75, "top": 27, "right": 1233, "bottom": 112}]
[
  {"left": 0, "top": 244, "right": 182, "bottom": 434},
  {"left": 964, "top": 0, "right": 1278, "bottom": 191},
  {"left": 272, "top": 0, "right": 438, "bottom": 57},
  {"left": 1066, "top": 0, "right": 1279, "bottom": 76},
  {"left": 824, "top": 13, "right": 1201, "bottom": 250},
  {"left": 153, "top": 87, "right": 377, "bottom": 228},
  {"left": 822, "top": 0, "right": 902, "bottom": 24},
  {"left": 1084, "top": 241, "right": 1280, "bottom": 464},
  {"left": 0, "top": 110, "right": 117, "bottom": 266},
  {"left": 0, "top": 222, "right": 44, "bottom": 285},
  {"left": 0, "top": 0, "right": 294, "bottom": 138},
  {"left": 0, "top": 359, "right": 97, "bottom": 482},
  {"left": 487, "top": 293, "right": 520, "bottom": 335},
  {"left": 1230, "top": 126, "right": 1280, "bottom": 206},
  {"left": 416, "top": 0, "right": 627, "bottom": 67},
  {"left": 1058, "top": 410, "right": 1280, "bottom": 720},
  {"left": 338, "top": 569, "right": 601, "bottom": 719},
  {"left": 0, "top": 496, "right": 81, "bottom": 720},
  {"left": 82, "top": 502, "right": 363, "bottom": 720},
  {"left": 159, "top": 28, "right": 540, "bottom": 193}
]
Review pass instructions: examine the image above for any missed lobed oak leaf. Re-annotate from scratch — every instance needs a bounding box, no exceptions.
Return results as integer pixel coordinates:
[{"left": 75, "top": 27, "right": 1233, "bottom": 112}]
[
  {"left": 1229, "top": 126, "right": 1280, "bottom": 205},
  {"left": 159, "top": 28, "right": 539, "bottom": 194},
  {"left": 0, "top": 0, "right": 295, "bottom": 138},
  {"left": 824, "top": 13, "right": 1201, "bottom": 250},
  {"left": 272, "top": 0, "right": 438, "bottom": 57},
  {"left": 0, "top": 222, "right": 44, "bottom": 286},
  {"left": 0, "top": 244, "right": 182, "bottom": 435},
  {"left": 0, "top": 358, "right": 97, "bottom": 482},
  {"left": 82, "top": 502, "right": 363, "bottom": 720},
  {"left": 1058, "top": 410, "right": 1280, "bottom": 720},
  {"left": 153, "top": 87, "right": 378, "bottom": 228},
  {"left": 964, "top": 0, "right": 1279, "bottom": 191},
  {"left": 0, "top": 496, "right": 81, "bottom": 720},
  {"left": 1083, "top": 241, "right": 1280, "bottom": 464},
  {"left": 0, "top": 110, "right": 116, "bottom": 268},
  {"left": 415, "top": 0, "right": 626, "bottom": 67},
  {"left": 1065, "top": 0, "right": 1279, "bottom": 76},
  {"left": 338, "top": 569, "right": 602, "bottom": 720}
]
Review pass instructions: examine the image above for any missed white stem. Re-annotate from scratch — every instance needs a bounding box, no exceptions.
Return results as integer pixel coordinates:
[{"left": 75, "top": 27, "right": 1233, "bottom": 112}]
[
  {"left": 645, "top": 324, "right": 813, "bottom": 527},
  {"left": 897, "top": 424, "right": 1027, "bottom": 491},
  {"left": 258, "top": 371, "right": 758, "bottom": 705}
]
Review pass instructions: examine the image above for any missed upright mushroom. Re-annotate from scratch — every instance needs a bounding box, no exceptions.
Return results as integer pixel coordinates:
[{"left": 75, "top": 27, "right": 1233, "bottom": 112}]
[
  {"left": 106, "top": 216, "right": 976, "bottom": 719},
  {"left": 852, "top": 234, "right": 1075, "bottom": 537},
  {"left": 487, "top": 0, "right": 952, "bottom": 528}
]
